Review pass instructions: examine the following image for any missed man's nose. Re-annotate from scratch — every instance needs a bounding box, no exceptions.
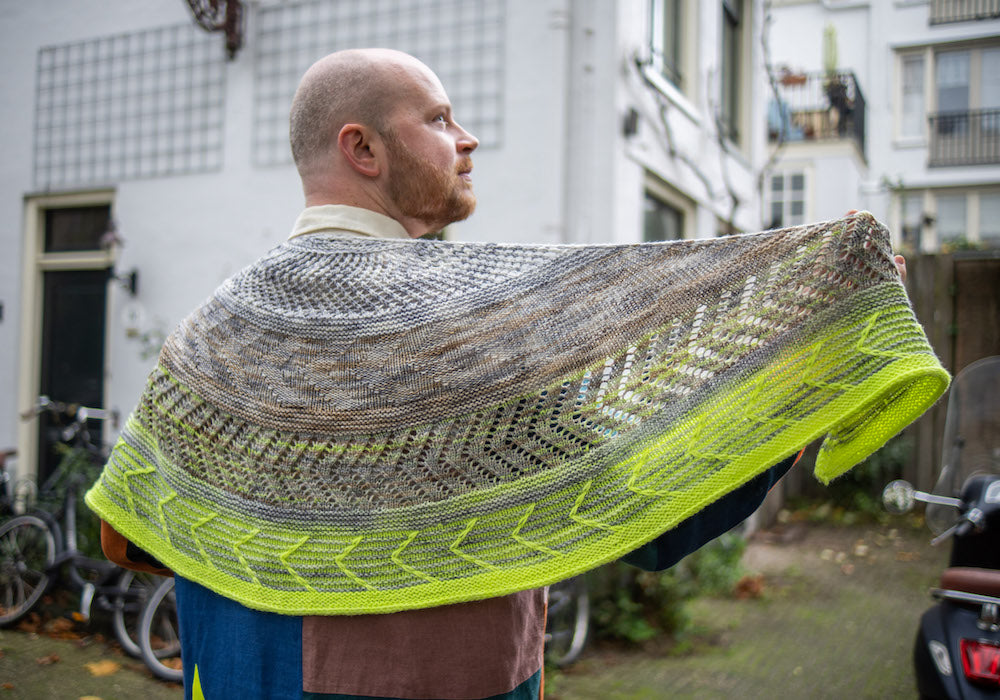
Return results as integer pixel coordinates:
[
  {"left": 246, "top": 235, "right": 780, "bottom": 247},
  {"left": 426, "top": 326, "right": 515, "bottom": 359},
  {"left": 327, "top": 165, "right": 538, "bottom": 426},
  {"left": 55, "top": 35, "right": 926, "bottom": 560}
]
[{"left": 456, "top": 124, "right": 478, "bottom": 153}]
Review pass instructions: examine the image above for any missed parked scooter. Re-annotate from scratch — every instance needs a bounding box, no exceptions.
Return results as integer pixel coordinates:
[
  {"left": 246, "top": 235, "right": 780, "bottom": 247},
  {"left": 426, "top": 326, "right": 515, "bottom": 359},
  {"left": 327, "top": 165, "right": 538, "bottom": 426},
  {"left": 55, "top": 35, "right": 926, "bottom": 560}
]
[{"left": 883, "top": 355, "right": 1000, "bottom": 699}]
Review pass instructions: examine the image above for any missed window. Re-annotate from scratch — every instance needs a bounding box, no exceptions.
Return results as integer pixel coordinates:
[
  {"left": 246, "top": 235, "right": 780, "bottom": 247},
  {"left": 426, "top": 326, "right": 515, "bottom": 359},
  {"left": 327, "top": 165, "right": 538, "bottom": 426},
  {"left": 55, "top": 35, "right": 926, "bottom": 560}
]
[
  {"left": 979, "top": 193, "right": 1000, "bottom": 245},
  {"left": 898, "top": 43, "right": 1000, "bottom": 164},
  {"left": 983, "top": 48, "right": 1000, "bottom": 109},
  {"left": 650, "top": 0, "right": 685, "bottom": 88},
  {"left": 937, "top": 193, "right": 968, "bottom": 244},
  {"left": 44, "top": 206, "right": 112, "bottom": 253},
  {"left": 928, "top": 44, "right": 1000, "bottom": 164},
  {"left": 937, "top": 50, "right": 971, "bottom": 115},
  {"left": 900, "top": 54, "right": 925, "bottom": 139},
  {"left": 897, "top": 189, "right": 1000, "bottom": 250},
  {"left": 644, "top": 192, "right": 684, "bottom": 241},
  {"left": 768, "top": 172, "right": 806, "bottom": 229},
  {"left": 900, "top": 193, "right": 924, "bottom": 252},
  {"left": 720, "top": 0, "right": 744, "bottom": 143}
]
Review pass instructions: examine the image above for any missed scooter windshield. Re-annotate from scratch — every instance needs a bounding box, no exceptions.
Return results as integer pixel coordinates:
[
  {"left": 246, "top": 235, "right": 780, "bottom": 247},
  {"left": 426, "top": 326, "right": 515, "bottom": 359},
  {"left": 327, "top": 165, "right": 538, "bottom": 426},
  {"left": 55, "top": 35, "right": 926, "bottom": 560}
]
[{"left": 926, "top": 355, "right": 1000, "bottom": 535}]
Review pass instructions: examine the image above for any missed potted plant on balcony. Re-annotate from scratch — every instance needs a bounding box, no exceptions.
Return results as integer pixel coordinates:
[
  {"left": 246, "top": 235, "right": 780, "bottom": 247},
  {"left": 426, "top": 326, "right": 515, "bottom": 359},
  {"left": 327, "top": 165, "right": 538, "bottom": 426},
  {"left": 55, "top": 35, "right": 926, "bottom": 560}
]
[
  {"left": 822, "top": 24, "right": 852, "bottom": 137},
  {"left": 779, "top": 66, "right": 807, "bottom": 87}
]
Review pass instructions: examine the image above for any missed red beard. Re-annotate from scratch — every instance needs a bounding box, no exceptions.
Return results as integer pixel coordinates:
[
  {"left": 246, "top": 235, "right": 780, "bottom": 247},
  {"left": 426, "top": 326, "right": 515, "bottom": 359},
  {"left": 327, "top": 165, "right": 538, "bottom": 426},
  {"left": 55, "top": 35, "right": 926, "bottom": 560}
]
[{"left": 382, "top": 130, "right": 476, "bottom": 232}]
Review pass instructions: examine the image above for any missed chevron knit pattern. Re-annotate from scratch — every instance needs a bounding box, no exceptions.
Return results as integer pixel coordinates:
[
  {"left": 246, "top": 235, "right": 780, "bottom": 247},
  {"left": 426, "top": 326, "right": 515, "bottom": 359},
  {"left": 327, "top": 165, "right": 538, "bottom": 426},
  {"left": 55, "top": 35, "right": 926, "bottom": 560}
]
[{"left": 86, "top": 212, "right": 948, "bottom": 615}]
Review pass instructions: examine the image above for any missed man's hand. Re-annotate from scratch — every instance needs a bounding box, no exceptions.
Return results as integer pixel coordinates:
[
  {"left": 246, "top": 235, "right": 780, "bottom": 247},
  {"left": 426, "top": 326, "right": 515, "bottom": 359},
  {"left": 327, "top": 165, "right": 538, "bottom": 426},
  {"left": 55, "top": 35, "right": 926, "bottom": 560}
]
[{"left": 845, "top": 210, "right": 906, "bottom": 282}]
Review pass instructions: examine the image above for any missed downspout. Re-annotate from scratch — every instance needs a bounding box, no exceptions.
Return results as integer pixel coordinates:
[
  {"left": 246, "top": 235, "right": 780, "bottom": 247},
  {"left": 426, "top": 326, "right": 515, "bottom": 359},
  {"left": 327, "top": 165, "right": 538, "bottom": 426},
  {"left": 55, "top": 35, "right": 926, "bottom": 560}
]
[
  {"left": 560, "top": 0, "right": 600, "bottom": 245},
  {"left": 551, "top": 0, "right": 573, "bottom": 244}
]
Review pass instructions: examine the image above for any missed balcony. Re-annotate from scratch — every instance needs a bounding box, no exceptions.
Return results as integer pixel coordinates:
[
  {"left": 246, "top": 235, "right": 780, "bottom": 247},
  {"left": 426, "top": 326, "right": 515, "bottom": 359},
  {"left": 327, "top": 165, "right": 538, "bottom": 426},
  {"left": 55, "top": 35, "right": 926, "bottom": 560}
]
[
  {"left": 767, "top": 71, "right": 866, "bottom": 159},
  {"left": 928, "top": 109, "right": 1000, "bottom": 166},
  {"left": 930, "top": 0, "right": 1000, "bottom": 24}
]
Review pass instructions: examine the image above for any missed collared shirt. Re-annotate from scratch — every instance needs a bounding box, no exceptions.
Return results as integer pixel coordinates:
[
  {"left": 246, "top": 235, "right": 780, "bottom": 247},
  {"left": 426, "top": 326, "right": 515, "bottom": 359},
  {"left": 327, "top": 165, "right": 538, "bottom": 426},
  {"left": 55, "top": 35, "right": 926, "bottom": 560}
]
[{"left": 288, "top": 204, "right": 412, "bottom": 241}]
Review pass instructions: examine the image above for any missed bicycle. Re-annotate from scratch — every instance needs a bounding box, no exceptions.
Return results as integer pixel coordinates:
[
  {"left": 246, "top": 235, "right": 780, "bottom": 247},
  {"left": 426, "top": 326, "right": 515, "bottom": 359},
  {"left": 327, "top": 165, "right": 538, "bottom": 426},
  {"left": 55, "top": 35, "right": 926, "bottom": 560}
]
[
  {"left": 0, "top": 449, "right": 42, "bottom": 520},
  {"left": 0, "top": 449, "right": 18, "bottom": 517},
  {"left": 544, "top": 575, "right": 590, "bottom": 667},
  {"left": 138, "top": 576, "right": 182, "bottom": 682},
  {"left": 0, "top": 397, "right": 165, "bottom": 658}
]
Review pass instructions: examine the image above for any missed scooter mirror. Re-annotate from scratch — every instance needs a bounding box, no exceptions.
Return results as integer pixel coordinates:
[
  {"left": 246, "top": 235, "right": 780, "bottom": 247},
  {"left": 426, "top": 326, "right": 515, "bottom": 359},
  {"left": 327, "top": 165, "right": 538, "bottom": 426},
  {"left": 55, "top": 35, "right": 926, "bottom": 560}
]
[{"left": 883, "top": 479, "right": 916, "bottom": 514}]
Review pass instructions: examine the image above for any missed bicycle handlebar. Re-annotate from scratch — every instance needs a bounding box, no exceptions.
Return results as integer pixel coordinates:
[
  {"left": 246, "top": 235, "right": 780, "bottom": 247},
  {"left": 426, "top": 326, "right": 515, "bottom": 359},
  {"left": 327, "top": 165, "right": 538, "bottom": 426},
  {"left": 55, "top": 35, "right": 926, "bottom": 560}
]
[{"left": 20, "top": 396, "right": 114, "bottom": 423}]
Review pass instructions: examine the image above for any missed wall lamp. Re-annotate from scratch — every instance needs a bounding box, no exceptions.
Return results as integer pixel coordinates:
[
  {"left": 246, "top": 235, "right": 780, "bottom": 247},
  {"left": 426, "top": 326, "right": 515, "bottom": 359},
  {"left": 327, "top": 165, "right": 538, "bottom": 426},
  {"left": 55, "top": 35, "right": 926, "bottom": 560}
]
[{"left": 113, "top": 268, "right": 139, "bottom": 297}]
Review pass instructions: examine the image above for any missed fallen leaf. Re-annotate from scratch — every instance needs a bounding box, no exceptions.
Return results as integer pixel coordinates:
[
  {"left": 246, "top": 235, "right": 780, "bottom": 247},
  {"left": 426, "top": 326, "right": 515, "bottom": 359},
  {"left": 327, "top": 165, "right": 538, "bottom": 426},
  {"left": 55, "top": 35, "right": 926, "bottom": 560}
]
[
  {"left": 84, "top": 659, "right": 121, "bottom": 677},
  {"left": 36, "top": 653, "right": 60, "bottom": 665},
  {"left": 896, "top": 551, "right": 921, "bottom": 562},
  {"left": 79, "top": 696, "right": 104, "bottom": 700},
  {"left": 47, "top": 618, "right": 75, "bottom": 634},
  {"left": 2, "top": 683, "right": 14, "bottom": 690},
  {"left": 17, "top": 613, "right": 41, "bottom": 634},
  {"left": 733, "top": 574, "right": 765, "bottom": 599},
  {"left": 71, "top": 612, "right": 85, "bottom": 622},
  {"left": 162, "top": 657, "right": 183, "bottom": 671}
]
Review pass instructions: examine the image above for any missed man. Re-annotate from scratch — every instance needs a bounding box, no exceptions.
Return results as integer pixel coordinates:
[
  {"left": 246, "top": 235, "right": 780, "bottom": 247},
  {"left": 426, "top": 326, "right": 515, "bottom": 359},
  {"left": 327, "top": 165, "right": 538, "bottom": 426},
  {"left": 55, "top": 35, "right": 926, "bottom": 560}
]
[
  {"left": 91, "top": 48, "right": 934, "bottom": 700},
  {"left": 101, "top": 48, "right": 548, "bottom": 700}
]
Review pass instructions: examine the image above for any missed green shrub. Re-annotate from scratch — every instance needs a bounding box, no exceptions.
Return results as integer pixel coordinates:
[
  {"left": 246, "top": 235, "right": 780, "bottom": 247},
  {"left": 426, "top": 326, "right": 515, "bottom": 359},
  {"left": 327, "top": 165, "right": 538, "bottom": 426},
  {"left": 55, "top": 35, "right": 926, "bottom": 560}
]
[
  {"left": 812, "top": 433, "right": 913, "bottom": 519},
  {"left": 589, "top": 532, "right": 747, "bottom": 644}
]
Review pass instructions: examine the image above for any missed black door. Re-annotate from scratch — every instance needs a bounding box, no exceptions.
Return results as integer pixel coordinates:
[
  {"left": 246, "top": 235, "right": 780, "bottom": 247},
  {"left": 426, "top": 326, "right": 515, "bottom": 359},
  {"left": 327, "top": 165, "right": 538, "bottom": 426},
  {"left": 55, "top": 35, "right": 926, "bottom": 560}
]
[{"left": 36, "top": 205, "right": 111, "bottom": 486}]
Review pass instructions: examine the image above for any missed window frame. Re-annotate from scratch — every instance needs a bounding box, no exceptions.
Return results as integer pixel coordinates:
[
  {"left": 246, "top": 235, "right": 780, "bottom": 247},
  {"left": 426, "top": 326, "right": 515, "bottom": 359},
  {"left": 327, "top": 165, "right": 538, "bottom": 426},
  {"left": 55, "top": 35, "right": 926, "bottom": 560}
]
[
  {"left": 765, "top": 169, "right": 809, "bottom": 230},
  {"left": 643, "top": 0, "right": 700, "bottom": 119},
  {"left": 644, "top": 173, "right": 695, "bottom": 241},
  {"left": 719, "top": 0, "right": 744, "bottom": 145},
  {"left": 649, "top": 0, "right": 685, "bottom": 89},
  {"left": 898, "top": 50, "right": 928, "bottom": 142}
]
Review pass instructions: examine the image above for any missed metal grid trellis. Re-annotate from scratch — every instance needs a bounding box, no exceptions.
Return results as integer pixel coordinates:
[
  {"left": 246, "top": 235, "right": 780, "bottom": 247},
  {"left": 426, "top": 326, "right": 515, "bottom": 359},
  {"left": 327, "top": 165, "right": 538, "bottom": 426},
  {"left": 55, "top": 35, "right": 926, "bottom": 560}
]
[
  {"left": 253, "top": 0, "right": 506, "bottom": 167},
  {"left": 34, "top": 24, "right": 227, "bottom": 190}
]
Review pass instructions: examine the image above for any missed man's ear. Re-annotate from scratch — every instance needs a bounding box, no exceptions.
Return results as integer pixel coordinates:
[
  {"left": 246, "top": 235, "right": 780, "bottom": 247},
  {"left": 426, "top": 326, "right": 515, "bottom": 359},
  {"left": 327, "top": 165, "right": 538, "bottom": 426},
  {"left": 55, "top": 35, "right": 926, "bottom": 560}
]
[{"left": 337, "top": 123, "right": 381, "bottom": 177}]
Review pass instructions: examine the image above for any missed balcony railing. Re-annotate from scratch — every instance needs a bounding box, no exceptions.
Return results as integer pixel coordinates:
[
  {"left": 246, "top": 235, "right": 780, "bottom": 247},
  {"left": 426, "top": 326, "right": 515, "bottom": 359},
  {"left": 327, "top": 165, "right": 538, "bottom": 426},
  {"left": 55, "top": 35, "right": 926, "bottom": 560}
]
[
  {"left": 767, "top": 71, "right": 866, "bottom": 158},
  {"left": 928, "top": 109, "right": 1000, "bottom": 166},
  {"left": 930, "top": 0, "right": 1000, "bottom": 24}
]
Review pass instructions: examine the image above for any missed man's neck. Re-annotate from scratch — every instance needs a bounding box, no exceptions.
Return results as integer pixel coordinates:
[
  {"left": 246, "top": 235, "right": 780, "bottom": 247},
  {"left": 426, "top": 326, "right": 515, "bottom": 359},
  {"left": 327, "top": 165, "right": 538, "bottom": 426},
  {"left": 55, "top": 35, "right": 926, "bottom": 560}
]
[{"left": 304, "top": 194, "right": 436, "bottom": 239}]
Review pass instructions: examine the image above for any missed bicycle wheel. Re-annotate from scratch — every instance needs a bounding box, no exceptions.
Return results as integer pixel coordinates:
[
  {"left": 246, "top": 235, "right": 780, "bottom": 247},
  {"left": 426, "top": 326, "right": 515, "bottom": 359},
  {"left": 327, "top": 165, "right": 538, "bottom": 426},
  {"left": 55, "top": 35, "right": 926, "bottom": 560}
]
[
  {"left": 0, "top": 514, "right": 58, "bottom": 625},
  {"left": 544, "top": 576, "right": 590, "bottom": 667},
  {"left": 111, "top": 570, "right": 165, "bottom": 657},
  {"left": 139, "top": 576, "right": 183, "bottom": 682}
]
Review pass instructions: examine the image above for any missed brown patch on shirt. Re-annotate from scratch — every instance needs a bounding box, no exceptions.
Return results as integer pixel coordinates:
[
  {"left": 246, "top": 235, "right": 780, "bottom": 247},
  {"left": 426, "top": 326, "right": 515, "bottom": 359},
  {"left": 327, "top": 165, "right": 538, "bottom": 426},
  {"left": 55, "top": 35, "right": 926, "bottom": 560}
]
[{"left": 302, "top": 588, "right": 546, "bottom": 699}]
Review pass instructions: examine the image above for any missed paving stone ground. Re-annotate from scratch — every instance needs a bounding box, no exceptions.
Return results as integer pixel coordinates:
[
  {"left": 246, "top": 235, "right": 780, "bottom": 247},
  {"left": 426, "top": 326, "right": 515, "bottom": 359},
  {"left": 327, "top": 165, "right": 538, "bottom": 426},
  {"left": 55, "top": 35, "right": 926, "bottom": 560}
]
[{"left": 546, "top": 518, "right": 948, "bottom": 699}]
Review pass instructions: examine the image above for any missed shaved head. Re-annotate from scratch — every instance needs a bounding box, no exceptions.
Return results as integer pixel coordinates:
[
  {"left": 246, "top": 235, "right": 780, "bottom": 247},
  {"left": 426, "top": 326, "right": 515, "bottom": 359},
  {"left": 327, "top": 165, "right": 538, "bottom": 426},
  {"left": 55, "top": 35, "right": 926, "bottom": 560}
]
[
  {"left": 288, "top": 48, "right": 478, "bottom": 237},
  {"left": 289, "top": 49, "right": 433, "bottom": 177}
]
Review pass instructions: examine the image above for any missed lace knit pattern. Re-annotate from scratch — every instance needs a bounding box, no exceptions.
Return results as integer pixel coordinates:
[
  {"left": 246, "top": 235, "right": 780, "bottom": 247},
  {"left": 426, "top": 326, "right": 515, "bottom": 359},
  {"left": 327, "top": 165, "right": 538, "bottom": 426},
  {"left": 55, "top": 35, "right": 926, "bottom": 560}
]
[{"left": 86, "top": 212, "right": 948, "bottom": 614}]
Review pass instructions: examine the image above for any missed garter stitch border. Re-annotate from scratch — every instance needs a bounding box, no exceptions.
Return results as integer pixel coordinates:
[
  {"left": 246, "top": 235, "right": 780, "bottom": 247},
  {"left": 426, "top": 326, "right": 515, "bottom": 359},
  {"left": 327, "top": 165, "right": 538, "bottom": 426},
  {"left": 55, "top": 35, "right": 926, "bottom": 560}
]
[{"left": 86, "top": 212, "right": 949, "bottom": 615}]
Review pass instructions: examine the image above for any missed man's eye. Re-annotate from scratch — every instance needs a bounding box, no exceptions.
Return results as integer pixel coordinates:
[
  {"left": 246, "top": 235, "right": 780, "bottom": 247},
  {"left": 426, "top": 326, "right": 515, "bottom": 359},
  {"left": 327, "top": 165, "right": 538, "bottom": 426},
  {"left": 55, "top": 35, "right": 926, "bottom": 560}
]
[{"left": 433, "top": 114, "right": 447, "bottom": 123}]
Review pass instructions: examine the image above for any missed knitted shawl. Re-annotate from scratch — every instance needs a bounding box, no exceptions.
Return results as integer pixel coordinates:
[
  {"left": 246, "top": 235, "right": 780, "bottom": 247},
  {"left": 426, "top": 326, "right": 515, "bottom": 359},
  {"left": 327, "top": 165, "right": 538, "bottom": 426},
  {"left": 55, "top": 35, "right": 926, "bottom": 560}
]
[{"left": 86, "top": 212, "right": 948, "bottom": 615}]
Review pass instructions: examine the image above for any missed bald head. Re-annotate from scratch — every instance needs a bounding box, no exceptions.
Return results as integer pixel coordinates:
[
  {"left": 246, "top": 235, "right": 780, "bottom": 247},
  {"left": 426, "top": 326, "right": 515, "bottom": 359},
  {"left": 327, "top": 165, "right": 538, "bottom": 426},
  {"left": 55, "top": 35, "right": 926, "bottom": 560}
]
[
  {"left": 287, "top": 48, "right": 479, "bottom": 236},
  {"left": 289, "top": 49, "right": 433, "bottom": 177}
]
